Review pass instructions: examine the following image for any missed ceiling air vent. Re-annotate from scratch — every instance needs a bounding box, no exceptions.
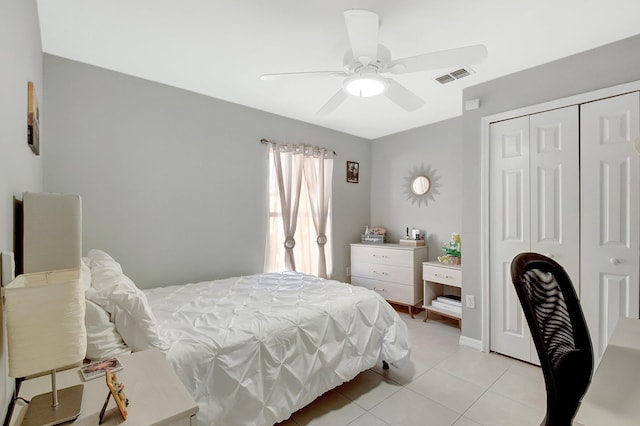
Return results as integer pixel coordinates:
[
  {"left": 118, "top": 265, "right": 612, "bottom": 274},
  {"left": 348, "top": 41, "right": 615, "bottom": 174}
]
[
  {"left": 436, "top": 74, "right": 455, "bottom": 84},
  {"left": 435, "top": 67, "right": 475, "bottom": 84}
]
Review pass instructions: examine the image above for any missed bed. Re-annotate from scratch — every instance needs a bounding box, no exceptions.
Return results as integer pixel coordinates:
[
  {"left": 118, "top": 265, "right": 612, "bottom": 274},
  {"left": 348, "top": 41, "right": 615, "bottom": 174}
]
[
  {"left": 85, "top": 249, "right": 410, "bottom": 426},
  {"left": 19, "top": 192, "right": 411, "bottom": 426},
  {"left": 144, "top": 271, "right": 410, "bottom": 425}
]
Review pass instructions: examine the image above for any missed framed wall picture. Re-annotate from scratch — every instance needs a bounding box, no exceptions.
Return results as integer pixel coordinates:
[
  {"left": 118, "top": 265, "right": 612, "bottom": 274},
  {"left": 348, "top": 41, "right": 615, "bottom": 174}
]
[
  {"left": 27, "top": 81, "right": 40, "bottom": 155},
  {"left": 346, "top": 161, "right": 359, "bottom": 183}
]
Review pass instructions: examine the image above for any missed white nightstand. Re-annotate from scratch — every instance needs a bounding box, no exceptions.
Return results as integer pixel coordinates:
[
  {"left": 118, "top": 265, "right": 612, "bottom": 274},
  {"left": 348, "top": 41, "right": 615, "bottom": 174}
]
[
  {"left": 9, "top": 349, "right": 198, "bottom": 426},
  {"left": 422, "top": 261, "right": 463, "bottom": 327}
]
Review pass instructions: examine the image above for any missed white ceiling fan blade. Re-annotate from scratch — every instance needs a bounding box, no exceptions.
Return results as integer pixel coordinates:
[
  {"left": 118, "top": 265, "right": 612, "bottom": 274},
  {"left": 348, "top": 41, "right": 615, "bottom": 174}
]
[
  {"left": 389, "top": 44, "right": 488, "bottom": 74},
  {"left": 343, "top": 9, "right": 379, "bottom": 64},
  {"left": 317, "top": 89, "right": 349, "bottom": 115},
  {"left": 385, "top": 79, "right": 425, "bottom": 112},
  {"left": 260, "top": 71, "right": 347, "bottom": 80}
]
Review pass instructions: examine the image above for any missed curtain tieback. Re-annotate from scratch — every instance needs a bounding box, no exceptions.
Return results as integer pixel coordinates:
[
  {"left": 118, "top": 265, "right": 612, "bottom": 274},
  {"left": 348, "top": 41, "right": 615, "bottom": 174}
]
[
  {"left": 284, "top": 236, "right": 296, "bottom": 249},
  {"left": 316, "top": 234, "right": 327, "bottom": 246}
]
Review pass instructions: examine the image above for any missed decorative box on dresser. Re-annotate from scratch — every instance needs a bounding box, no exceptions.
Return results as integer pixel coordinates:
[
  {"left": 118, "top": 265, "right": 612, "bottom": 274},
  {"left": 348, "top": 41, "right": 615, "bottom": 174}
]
[
  {"left": 350, "top": 243, "right": 429, "bottom": 318},
  {"left": 422, "top": 261, "right": 462, "bottom": 327}
]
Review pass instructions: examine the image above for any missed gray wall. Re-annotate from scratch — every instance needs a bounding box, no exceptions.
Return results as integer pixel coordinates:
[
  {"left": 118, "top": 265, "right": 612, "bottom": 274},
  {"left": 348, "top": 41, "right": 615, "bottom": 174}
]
[
  {"left": 460, "top": 34, "right": 640, "bottom": 341},
  {"left": 0, "top": 0, "right": 43, "bottom": 420},
  {"left": 370, "top": 117, "right": 462, "bottom": 256},
  {"left": 43, "top": 55, "right": 371, "bottom": 288}
]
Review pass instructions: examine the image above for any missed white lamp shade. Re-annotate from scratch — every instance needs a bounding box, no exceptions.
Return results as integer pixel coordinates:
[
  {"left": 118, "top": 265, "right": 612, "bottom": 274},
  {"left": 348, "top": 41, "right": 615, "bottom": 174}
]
[{"left": 3, "top": 269, "right": 87, "bottom": 378}]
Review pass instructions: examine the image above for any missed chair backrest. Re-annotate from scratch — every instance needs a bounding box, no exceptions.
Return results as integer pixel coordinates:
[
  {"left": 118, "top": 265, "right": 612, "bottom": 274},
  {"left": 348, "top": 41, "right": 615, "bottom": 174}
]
[{"left": 511, "top": 252, "right": 593, "bottom": 426}]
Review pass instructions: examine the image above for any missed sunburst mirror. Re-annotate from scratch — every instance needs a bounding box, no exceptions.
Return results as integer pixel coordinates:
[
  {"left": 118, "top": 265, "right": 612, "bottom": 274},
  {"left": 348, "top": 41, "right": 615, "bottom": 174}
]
[{"left": 403, "top": 164, "right": 440, "bottom": 207}]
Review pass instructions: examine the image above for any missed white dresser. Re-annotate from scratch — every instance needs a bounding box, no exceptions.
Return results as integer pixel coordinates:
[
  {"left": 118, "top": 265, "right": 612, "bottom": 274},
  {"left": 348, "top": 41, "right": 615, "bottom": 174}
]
[
  {"left": 350, "top": 243, "right": 429, "bottom": 318},
  {"left": 422, "top": 261, "right": 462, "bottom": 327}
]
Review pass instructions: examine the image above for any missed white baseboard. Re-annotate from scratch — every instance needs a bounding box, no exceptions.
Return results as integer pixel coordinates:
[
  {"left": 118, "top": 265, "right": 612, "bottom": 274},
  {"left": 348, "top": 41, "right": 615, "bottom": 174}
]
[{"left": 459, "top": 335, "right": 483, "bottom": 351}]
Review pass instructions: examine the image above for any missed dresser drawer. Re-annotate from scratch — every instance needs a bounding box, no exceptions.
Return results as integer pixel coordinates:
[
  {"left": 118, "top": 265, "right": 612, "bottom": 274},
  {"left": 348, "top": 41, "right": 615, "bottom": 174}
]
[
  {"left": 423, "top": 264, "right": 462, "bottom": 287},
  {"left": 351, "top": 276, "right": 416, "bottom": 305},
  {"left": 351, "top": 262, "right": 413, "bottom": 285},
  {"left": 351, "top": 245, "right": 414, "bottom": 267}
]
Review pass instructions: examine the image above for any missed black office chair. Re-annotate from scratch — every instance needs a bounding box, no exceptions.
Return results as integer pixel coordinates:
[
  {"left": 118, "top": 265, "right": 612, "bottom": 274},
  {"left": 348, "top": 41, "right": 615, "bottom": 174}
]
[{"left": 510, "top": 253, "right": 593, "bottom": 426}]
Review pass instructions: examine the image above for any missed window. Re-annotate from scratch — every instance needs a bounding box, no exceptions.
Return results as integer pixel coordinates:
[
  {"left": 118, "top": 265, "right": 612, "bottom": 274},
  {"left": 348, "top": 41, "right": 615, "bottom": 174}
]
[{"left": 264, "top": 143, "right": 333, "bottom": 278}]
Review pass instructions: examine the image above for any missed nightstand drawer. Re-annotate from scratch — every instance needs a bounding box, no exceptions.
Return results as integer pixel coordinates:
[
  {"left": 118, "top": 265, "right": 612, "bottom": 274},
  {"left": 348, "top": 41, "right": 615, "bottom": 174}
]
[
  {"left": 351, "top": 276, "right": 415, "bottom": 305},
  {"left": 423, "top": 264, "right": 462, "bottom": 287},
  {"left": 351, "top": 262, "right": 413, "bottom": 285}
]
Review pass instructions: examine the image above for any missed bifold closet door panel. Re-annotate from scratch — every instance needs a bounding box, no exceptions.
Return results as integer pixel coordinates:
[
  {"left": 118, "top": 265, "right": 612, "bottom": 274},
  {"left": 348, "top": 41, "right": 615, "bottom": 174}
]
[
  {"left": 529, "top": 107, "right": 579, "bottom": 289},
  {"left": 489, "top": 115, "right": 532, "bottom": 362},
  {"left": 580, "top": 92, "right": 640, "bottom": 365},
  {"left": 489, "top": 105, "right": 579, "bottom": 364}
]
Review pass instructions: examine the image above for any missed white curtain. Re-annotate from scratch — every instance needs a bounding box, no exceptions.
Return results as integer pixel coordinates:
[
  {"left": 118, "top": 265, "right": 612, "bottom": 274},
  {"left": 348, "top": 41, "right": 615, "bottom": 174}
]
[
  {"left": 271, "top": 143, "right": 304, "bottom": 271},
  {"left": 304, "top": 150, "right": 333, "bottom": 278},
  {"left": 264, "top": 142, "right": 334, "bottom": 278}
]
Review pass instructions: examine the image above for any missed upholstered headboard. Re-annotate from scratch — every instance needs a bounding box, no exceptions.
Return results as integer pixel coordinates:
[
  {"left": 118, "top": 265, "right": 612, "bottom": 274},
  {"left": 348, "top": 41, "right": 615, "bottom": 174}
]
[{"left": 22, "top": 192, "right": 82, "bottom": 273}]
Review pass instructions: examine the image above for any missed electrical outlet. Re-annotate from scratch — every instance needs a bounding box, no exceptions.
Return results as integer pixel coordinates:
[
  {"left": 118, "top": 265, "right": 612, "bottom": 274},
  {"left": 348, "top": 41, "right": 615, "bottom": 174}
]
[
  {"left": 346, "top": 266, "right": 351, "bottom": 277},
  {"left": 465, "top": 295, "right": 475, "bottom": 309}
]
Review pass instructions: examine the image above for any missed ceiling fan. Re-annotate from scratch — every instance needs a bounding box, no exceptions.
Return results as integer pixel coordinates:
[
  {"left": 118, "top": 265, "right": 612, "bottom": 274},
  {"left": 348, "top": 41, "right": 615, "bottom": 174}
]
[{"left": 260, "top": 9, "right": 488, "bottom": 115}]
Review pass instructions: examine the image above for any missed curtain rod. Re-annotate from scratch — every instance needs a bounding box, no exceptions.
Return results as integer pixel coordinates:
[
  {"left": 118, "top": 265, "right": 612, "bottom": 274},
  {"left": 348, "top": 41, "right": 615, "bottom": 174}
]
[{"left": 260, "top": 138, "right": 337, "bottom": 156}]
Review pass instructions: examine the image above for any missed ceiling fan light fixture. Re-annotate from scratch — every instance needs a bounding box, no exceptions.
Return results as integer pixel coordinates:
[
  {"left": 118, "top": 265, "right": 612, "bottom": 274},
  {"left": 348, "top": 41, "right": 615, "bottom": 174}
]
[{"left": 344, "top": 73, "right": 387, "bottom": 97}]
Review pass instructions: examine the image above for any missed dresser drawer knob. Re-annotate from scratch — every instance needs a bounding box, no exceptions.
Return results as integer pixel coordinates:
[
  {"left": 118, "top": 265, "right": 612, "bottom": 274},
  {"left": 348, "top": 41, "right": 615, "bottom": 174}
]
[
  {"left": 434, "top": 273, "right": 451, "bottom": 279},
  {"left": 373, "top": 287, "right": 386, "bottom": 292},
  {"left": 373, "top": 270, "right": 389, "bottom": 276}
]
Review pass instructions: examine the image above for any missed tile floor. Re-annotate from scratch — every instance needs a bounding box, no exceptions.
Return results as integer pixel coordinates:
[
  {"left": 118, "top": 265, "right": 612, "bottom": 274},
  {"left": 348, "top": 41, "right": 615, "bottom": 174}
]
[{"left": 279, "top": 310, "right": 546, "bottom": 426}]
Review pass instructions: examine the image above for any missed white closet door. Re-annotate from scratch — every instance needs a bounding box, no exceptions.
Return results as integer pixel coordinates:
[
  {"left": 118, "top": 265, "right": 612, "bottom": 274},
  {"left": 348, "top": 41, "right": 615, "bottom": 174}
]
[
  {"left": 490, "top": 116, "right": 532, "bottom": 362},
  {"left": 580, "top": 92, "right": 640, "bottom": 365},
  {"left": 530, "top": 107, "right": 580, "bottom": 286},
  {"left": 490, "top": 106, "right": 579, "bottom": 363}
]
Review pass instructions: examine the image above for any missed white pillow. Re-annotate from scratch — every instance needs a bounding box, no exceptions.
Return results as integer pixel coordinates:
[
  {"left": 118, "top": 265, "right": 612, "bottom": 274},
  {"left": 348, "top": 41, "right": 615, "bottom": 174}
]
[
  {"left": 88, "top": 249, "right": 123, "bottom": 273},
  {"left": 86, "top": 251, "right": 167, "bottom": 352},
  {"left": 81, "top": 257, "right": 91, "bottom": 291},
  {"left": 85, "top": 299, "right": 131, "bottom": 360}
]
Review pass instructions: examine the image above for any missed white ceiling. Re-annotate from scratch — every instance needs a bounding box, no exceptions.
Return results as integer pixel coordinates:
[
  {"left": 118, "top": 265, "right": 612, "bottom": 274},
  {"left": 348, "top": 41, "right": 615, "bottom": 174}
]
[{"left": 37, "top": 0, "right": 640, "bottom": 140}]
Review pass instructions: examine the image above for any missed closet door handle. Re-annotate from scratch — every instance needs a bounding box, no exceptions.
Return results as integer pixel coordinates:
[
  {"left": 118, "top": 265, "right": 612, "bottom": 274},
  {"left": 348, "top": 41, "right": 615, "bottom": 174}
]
[{"left": 610, "top": 257, "right": 620, "bottom": 265}]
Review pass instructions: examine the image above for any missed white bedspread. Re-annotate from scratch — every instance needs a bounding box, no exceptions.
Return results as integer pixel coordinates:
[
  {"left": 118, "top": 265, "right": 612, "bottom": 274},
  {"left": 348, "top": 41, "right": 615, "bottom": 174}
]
[{"left": 144, "top": 272, "right": 409, "bottom": 426}]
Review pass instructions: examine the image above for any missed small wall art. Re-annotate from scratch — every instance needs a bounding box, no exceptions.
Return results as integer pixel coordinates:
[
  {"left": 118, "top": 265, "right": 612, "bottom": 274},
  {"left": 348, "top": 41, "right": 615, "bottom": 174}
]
[
  {"left": 346, "top": 161, "right": 359, "bottom": 183},
  {"left": 27, "top": 81, "right": 40, "bottom": 155},
  {"left": 403, "top": 164, "right": 441, "bottom": 207}
]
